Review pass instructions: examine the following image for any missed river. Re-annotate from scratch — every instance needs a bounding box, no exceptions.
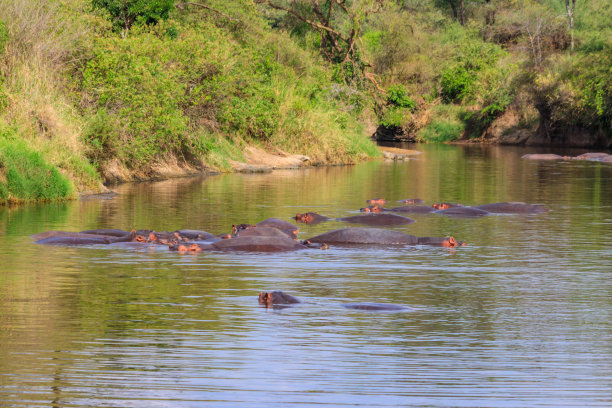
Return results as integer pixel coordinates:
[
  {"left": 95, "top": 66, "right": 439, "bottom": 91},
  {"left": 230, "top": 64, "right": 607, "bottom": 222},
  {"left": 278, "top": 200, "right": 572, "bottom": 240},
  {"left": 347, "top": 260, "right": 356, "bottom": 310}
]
[{"left": 1, "top": 144, "right": 611, "bottom": 407}]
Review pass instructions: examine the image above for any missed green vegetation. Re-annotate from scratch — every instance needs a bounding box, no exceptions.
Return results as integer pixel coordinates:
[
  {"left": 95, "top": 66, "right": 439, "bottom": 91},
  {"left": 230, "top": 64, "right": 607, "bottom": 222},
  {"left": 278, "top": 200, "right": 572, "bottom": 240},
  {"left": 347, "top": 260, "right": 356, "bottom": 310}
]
[
  {"left": 0, "top": 125, "right": 73, "bottom": 204},
  {"left": 0, "top": 0, "right": 610, "bottom": 203}
]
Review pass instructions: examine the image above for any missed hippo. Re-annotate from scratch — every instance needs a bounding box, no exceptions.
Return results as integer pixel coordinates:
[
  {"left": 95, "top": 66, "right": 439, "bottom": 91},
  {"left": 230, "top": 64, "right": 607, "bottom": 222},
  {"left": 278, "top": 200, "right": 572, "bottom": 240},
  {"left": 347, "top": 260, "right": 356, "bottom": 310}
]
[
  {"left": 34, "top": 231, "right": 137, "bottom": 246},
  {"left": 256, "top": 218, "right": 299, "bottom": 237},
  {"left": 360, "top": 205, "right": 385, "bottom": 213},
  {"left": 147, "top": 231, "right": 184, "bottom": 244},
  {"left": 366, "top": 198, "right": 387, "bottom": 205},
  {"left": 307, "top": 228, "right": 419, "bottom": 245},
  {"left": 294, "top": 212, "right": 330, "bottom": 225},
  {"left": 521, "top": 154, "right": 566, "bottom": 160},
  {"left": 170, "top": 236, "right": 306, "bottom": 253},
  {"left": 417, "top": 236, "right": 466, "bottom": 247},
  {"left": 257, "top": 292, "right": 408, "bottom": 311},
  {"left": 434, "top": 207, "right": 490, "bottom": 217},
  {"left": 175, "top": 229, "right": 215, "bottom": 240},
  {"left": 387, "top": 205, "right": 435, "bottom": 214},
  {"left": 258, "top": 291, "right": 301, "bottom": 307},
  {"left": 232, "top": 224, "right": 256, "bottom": 234},
  {"left": 432, "top": 202, "right": 464, "bottom": 210},
  {"left": 79, "top": 229, "right": 131, "bottom": 237},
  {"left": 336, "top": 213, "right": 416, "bottom": 226},
  {"left": 342, "top": 303, "right": 409, "bottom": 311},
  {"left": 474, "top": 202, "right": 548, "bottom": 214},
  {"left": 33, "top": 230, "right": 136, "bottom": 245},
  {"left": 237, "top": 226, "right": 296, "bottom": 239},
  {"left": 573, "top": 152, "right": 611, "bottom": 161},
  {"left": 397, "top": 198, "right": 423, "bottom": 204}
]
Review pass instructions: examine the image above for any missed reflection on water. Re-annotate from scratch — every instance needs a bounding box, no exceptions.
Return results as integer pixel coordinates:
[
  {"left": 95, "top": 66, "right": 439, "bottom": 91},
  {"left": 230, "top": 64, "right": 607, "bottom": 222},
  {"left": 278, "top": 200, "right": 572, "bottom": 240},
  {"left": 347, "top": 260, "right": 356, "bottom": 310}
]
[{"left": 1, "top": 144, "right": 611, "bottom": 407}]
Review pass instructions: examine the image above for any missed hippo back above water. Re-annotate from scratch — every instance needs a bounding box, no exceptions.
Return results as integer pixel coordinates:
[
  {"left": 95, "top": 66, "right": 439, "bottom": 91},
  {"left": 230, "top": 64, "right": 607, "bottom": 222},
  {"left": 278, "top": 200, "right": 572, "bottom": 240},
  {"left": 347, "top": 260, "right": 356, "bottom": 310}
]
[
  {"left": 307, "top": 228, "right": 418, "bottom": 245},
  {"left": 336, "top": 213, "right": 416, "bottom": 226},
  {"left": 343, "top": 303, "right": 410, "bottom": 311},
  {"left": 474, "top": 202, "right": 548, "bottom": 214}
]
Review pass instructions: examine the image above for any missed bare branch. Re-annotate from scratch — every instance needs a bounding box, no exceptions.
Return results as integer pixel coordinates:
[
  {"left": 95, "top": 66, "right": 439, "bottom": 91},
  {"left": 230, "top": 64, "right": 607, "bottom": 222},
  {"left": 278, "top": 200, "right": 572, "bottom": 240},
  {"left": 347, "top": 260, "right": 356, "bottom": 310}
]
[{"left": 254, "top": 0, "right": 349, "bottom": 43}]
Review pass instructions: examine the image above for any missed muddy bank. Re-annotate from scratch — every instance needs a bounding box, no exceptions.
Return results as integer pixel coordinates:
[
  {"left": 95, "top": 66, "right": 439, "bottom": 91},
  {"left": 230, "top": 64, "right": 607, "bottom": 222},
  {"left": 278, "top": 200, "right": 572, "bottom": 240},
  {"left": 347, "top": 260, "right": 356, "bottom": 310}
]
[{"left": 482, "top": 107, "right": 612, "bottom": 148}]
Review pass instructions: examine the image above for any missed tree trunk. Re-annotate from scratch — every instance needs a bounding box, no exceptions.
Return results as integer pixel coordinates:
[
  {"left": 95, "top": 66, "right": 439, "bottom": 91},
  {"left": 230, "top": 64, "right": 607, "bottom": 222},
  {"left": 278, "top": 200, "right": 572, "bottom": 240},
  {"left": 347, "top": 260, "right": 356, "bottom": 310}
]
[{"left": 565, "top": 0, "right": 576, "bottom": 52}]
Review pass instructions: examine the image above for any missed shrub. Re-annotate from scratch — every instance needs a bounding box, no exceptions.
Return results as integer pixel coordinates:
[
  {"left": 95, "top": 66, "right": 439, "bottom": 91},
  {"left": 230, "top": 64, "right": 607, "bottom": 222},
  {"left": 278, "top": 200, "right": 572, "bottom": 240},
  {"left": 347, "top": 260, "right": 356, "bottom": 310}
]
[
  {"left": 0, "top": 131, "right": 73, "bottom": 203},
  {"left": 387, "top": 84, "right": 415, "bottom": 109},
  {"left": 417, "top": 104, "right": 466, "bottom": 142},
  {"left": 91, "top": 0, "right": 174, "bottom": 31},
  {"left": 439, "top": 42, "right": 503, "bottom": 103}
]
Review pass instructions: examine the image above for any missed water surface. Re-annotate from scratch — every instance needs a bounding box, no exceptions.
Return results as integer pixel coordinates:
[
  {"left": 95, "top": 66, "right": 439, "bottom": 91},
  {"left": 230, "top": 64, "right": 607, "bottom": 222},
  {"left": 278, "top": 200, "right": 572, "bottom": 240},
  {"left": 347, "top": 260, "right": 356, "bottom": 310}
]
[{"left": 1, "top": 144, "right": 611, "bottom": 407}]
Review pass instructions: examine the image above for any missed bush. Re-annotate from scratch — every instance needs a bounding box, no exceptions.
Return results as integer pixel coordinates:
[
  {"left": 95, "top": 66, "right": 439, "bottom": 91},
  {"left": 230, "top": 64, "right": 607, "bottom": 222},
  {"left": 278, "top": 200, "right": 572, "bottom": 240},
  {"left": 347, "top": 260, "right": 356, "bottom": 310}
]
[
  {"left": 0, "top": 130, "right": 73, "bottom": 203},
  {"left": 417, "top": 104, "right": 466, "bottom": 142},
  {"left": 439, "top": 42, "right": 503, "bottom": 103},
  {"left": 92, "top": 0, "right": 174, "bottom": 31},
  {"left": 387, "top": 84, "right": 415, "bottom": 109}
]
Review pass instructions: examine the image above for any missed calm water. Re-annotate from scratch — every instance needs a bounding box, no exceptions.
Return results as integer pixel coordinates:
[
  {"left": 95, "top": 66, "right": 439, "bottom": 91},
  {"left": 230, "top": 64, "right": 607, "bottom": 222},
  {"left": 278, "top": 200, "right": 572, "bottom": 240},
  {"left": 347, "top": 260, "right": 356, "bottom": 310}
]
[{"left": 0, "top": 144, "right": 611, "bottom": 407}]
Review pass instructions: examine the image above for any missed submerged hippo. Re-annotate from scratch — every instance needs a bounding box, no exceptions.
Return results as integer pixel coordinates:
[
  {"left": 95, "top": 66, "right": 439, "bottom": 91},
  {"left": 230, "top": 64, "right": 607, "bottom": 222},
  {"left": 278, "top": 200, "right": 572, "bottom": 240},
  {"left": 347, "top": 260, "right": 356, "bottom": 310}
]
[
  {"left": 432, "top": 202, "right": 464, "bottom": 210},
  {"left": 387, "top": 205, "right": 435, "bottom": 214},
  {"left": 256, "top": 218, "right": 299, "bottom": 237},
  {"left": 573, "top": 152, "right": 611, "bottom": 161},
  {"left": 366, "top": 198, "right": 387, "bottom": 205},
  {"left": 521, "top": 154, "right": 566, "bottom": 160},
  {"left": 294, "top": 212, "right": 330, "bottom": 225},
  {"left": 434, "top": 207, "right": 490, "bottom": 217},
  {"left": 336, "top": 213, "right": 416, "bottom": 226},
  {"left": 417, "top": 236, "right": 466, "bottom": 247},
  {"left": 474, "top": 202, "right": 548, "bottom": 214},
  {"left": 237, "top": 226, "right": 296, "bottom": 239},
  {"left": 360, "top": 205, "right": 384, "bottom": 213},
  {"left": 175, "top": 229, "right": 215, "bottom": 240},
  {"left": 397, "top": 198, "right": 423, "bottom": 204},
  {"left": 258, "top": 291, "right": 301, "bottom": 307},
  {"left": 33, "top": 231, "right": 136, "bottom": 245},
  {"left": 171, "top": 235, "right": 307, "bottom": 253},
  {"left": 307, "top": 228, "right": 419, "bottom": 245},
  {"left": 343, "top": 303, "right": 409, "bottom": 311},
  {"left": 79, "top": 229, "right": 131, "bottom": 237}
]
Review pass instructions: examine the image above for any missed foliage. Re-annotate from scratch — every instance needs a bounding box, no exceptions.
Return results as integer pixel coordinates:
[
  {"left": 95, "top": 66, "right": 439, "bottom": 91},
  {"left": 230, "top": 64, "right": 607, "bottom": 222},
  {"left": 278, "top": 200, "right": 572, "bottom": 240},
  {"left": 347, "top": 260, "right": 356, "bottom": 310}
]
[
  {"left": 0, "top": 18, "right": 7, "bottom": 54},
  {"left": 0, "top": 126, "right": 73, "bottom": 203},
  {"left": 387, "top": 84, "right": 415, "bottom": 109},
  {"left": 91, "top": 0, "right": 175, "bottom": 31},
  {"left": 439, "top": 42, "right": 503, "bottom": 103},
  {"left": 417, "top": 104, "right": 466, "bottom": 142}
]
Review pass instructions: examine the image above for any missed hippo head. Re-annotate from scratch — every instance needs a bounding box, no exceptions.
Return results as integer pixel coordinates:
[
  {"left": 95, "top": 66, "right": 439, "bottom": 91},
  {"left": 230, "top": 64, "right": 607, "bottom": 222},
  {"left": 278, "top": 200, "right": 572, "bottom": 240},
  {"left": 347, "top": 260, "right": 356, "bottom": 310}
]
[
  {"left": 441, "top": 236, "right": 467, "bottom": 247},
  {"left": 232, "top": 224, "right": 256, "bottom": 234},
  {"left": 367, "top": 198, "right": 387, "bottom": 205},
  {"left": 258, "top": 292, "right": 272, "bottom": 306},
  {"left": 295, "top": 213, "right": 314, "bottom": 224}
]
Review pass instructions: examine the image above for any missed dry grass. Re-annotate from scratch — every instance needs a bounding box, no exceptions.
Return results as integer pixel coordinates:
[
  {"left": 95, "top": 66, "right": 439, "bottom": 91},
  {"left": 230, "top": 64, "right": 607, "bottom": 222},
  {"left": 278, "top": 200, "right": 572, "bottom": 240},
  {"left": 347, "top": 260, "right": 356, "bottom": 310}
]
[{"left": 0, "top": 0, "right": 103, "bottom": 191}]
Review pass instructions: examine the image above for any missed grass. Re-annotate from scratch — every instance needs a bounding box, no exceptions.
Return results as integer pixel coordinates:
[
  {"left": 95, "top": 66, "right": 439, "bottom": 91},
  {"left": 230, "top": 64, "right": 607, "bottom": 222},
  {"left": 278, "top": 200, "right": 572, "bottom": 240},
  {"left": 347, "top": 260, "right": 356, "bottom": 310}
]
[{"left": 0, "top": 125, "right": 74, "bottom": 203}]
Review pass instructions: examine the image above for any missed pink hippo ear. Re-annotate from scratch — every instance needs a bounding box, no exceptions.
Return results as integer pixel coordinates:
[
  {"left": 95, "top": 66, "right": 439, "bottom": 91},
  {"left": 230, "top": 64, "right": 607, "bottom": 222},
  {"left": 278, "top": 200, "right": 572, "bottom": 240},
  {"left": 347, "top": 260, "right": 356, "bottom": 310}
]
[{"left": 448, "top": 236, "right": 457, "bottom": 247}]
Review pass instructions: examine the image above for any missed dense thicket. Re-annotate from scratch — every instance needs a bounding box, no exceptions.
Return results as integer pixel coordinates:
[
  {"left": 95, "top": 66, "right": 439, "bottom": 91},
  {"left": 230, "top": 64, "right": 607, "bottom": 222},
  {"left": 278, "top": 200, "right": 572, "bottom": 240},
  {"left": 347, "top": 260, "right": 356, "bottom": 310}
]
[
  {"left": 0, "top": 0, "right": 609, "bottom": 202},
  {"left": 261, "top": 0, "right": 611, "bottom": 145}
]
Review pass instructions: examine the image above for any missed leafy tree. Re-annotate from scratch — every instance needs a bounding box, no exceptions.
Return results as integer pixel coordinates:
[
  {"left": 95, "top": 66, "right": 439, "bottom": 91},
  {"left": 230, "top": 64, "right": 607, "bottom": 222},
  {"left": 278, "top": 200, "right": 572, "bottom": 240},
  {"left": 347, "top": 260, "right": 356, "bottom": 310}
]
[
  {"left": 255, "top": 0, "right": 386, "bottom": 86},
  {"left": 92, "top": 0, "right": 175, "bottom": 32}
]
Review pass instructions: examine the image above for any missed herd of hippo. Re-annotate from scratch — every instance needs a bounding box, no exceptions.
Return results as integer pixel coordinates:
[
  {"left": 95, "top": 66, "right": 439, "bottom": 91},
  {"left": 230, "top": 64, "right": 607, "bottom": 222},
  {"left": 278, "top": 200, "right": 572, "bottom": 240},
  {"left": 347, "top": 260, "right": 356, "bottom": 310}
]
[
  {"left": 31, "top": 198, "right": 550, "bottom": 310},
  {"left": 522, "top": 152, "right": 612, "bottom": 162},
  {"left": 32, "top": 199, "right": 548, "bottom": 252}
]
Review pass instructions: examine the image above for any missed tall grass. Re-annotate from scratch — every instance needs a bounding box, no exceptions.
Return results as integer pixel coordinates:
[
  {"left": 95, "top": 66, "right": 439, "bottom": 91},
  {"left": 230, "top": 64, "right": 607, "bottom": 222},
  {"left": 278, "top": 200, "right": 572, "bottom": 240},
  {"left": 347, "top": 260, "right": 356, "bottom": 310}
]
[{"left": 0, "top": 0, "right": 103, "bottom": 197}]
